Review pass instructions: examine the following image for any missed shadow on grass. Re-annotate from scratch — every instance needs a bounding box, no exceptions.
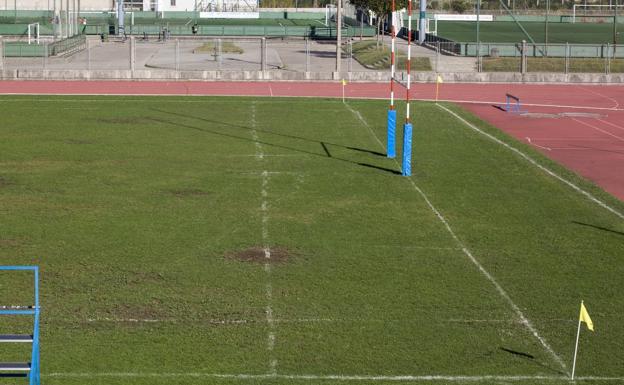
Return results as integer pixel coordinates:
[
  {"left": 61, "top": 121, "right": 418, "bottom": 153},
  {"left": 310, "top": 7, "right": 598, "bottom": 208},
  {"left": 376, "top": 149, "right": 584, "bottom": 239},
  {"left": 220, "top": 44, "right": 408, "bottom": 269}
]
[
  {"left": 0, "top": 374, "right": 28, "bottom": 378},
  {"left": 572, "top": 221, "right": 624, "bottom": 237},
  {"left": 499, "top": 347, "right": 565, "bottom": 375},
  {"left": 150, "top": 108, "right": 399, "bottom": 175},
  {"left": 346, "top": 146, "right": 386, "bottom": 157}
]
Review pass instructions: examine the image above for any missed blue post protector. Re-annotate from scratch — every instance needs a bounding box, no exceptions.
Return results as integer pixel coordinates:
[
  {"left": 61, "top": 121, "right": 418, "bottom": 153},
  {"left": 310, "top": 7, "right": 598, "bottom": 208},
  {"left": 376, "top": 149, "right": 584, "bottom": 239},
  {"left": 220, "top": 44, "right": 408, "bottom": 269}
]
[
  {"left": 0, "top": 266, "right": 40, "bottom": 385},
  {"left": 387, "top": 109, "right": 397, "bottom": 158},
  {"left": 402, "top": 123, "right": 413, "bottom": 177}
]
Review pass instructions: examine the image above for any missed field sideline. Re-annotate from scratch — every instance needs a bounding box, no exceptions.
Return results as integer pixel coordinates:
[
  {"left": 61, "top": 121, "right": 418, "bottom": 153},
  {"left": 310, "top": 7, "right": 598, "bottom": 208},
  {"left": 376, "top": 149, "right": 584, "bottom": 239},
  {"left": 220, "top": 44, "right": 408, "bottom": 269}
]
[{"left": 0, "top": 94, "right": 623, "bottom": 385}]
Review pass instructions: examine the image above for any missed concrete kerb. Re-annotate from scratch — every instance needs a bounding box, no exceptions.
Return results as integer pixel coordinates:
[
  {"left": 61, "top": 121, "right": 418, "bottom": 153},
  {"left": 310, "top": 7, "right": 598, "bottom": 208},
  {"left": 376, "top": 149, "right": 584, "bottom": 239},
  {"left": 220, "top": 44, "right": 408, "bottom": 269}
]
[{"left": 3, "top": 69, "right": 624, "bottom": 83}]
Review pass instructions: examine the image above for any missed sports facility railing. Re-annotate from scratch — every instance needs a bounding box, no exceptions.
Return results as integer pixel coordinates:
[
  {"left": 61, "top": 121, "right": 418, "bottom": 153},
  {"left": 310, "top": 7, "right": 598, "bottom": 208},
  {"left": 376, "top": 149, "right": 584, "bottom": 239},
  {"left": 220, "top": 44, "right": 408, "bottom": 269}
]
[
  {"left": 2, "top": 34, "right": 86, "bottom": 57},
  {"left": 48, "top": 34, "right": 86, "bottom": 56}
]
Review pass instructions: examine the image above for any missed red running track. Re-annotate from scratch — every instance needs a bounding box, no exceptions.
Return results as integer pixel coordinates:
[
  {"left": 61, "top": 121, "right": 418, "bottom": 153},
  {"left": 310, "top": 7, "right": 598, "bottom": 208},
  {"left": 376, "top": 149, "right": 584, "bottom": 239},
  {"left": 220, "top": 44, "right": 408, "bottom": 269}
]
[{"left": 1, "top": 80, "right": 623, "bottom": 200}]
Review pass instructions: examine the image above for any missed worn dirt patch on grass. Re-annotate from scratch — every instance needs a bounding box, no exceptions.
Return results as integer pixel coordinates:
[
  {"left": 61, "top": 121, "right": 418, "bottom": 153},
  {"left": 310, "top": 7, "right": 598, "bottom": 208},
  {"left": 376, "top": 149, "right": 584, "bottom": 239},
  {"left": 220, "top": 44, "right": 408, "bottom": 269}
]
[
  {"left": 111, "top": 302, "right": 168, "bottom": 321},
  {"left": 226, "top": 246, "right": 292, "bottom": 264},
  {"left": 0, "top": 239, "right": 21, "bottom": 247},
  {"left": 96, "top": 117, "right": 151, "bottom": 125},
  {"left": 169, "top": 188, "right": 211, "bottom": 197},
  {"left": 126, "top": 271, "right": 166, "bottom": 285},
  {"left": 0, "top": 176, "right": 12, "bottom": 188},
  {"left": 65, "top": 139, "right": 97, "bottom": 145}
]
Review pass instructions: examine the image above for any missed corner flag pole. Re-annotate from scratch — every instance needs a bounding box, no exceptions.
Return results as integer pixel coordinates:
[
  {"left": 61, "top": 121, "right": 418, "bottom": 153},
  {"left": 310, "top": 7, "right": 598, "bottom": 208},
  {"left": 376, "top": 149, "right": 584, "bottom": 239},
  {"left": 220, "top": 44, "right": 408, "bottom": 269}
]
[
  {"left": 571, "top": 300, "right": 595, "bottom": 380},
  {"left": 571, "top": 308, "right": 583, "bottom": 380},
  {"left": 387, "top": 0, "right": 397, "bottom": 158},
  {"left": 402, "top": 0, "right": 413, "bottom": 177}
]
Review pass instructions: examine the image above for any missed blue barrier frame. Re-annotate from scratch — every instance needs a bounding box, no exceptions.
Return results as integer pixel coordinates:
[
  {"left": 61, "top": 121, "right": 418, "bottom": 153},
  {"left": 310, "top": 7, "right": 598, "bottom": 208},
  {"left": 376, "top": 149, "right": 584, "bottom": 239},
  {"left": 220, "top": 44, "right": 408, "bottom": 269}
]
[{"left": 0, "top": 266, "right": 40, "bottom": 385}]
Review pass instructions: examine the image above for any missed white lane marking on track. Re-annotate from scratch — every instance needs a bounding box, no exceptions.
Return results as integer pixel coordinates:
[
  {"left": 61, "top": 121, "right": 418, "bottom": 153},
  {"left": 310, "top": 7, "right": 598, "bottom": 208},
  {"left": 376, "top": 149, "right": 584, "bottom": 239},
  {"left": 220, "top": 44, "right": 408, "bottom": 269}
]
[
  {"left": 572, "top": 118, "right": 624, "bottom": 142},
  {"left": 526, "top": 137, "right": 552, "bottom": 151},
  {"left": 597, "top": 118, "right": 624, "bottom": 132},
  {"left": 44, "top": 373, "right": 624, "bottom": 382},
  {"left": 436, "top": 104, "right": 624, "bottom": 221},
  {"left": 575, "top": 85, "right": 620, "bottom": 109},
  {"left": 345, "top": 102, "right": 570, "bottom": 374}
]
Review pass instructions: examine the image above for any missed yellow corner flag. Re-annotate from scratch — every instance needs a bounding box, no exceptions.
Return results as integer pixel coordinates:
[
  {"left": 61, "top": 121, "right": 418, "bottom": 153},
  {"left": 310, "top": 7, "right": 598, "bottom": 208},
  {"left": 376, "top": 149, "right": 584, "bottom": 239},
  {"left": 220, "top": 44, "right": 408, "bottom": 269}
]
[
  {"left": 580, "top": 302, "right": 594, "bottom": 331},
  {"left": 342, "top": 79, "right": 347, "bottom": 86},
  {"left": 436, "top": 75, "right": 443, "bottom": 84}
]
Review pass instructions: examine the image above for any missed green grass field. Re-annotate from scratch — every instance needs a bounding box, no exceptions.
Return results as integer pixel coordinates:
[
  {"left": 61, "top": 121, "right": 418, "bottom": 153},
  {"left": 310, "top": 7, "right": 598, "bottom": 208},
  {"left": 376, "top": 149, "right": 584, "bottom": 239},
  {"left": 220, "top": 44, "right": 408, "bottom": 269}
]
[
  {"left": 350, "top": 41, "right": 432, "bottom": 70},
  {"left": 436, "top": 21, "right": 624, "bottom": 43},
  {"left": 0, "top": 96, "right": 623, "bottom": 385}
]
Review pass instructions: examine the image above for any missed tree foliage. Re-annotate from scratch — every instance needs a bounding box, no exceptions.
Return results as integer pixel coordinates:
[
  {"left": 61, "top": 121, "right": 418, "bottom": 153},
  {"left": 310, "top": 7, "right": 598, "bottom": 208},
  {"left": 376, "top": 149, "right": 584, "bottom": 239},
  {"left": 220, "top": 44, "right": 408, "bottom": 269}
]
[{"left": 349, "top": 0, "right": 409, "bottom": 16}]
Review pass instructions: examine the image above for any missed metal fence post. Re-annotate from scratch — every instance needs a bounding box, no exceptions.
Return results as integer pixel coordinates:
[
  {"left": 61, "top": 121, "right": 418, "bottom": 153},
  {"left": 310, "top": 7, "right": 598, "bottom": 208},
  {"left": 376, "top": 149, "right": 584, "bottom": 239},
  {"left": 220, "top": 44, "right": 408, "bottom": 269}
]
[
  {"left": 43, "top": 42, "right": 47, "bottom": 71},
  {"left": 87, "top": 38, "right": 91, "bottom": 72},
  {"left": 436, "top": 40, "right": 440, "bottom": 73},
  {"left": 606, "top": 42, "right": 611, "bottom": 75},
  {"left": 217, "top": 38, "right": 222, "bottom": 69},
  {"left": 130, "top": 36, "right": 135, "bottom": 73},
  {"left": 305, "top": 37, "right": 310, "bottom": 73},
  {"left": 565, "top": 42, "right": 569, "bottom": 75},
  {"left": 348, "top": 39, "right": 352, "bottom": 73},
  {"left": 175, "top": 38, "right": 180, "bottom": 72},
  {"left": 521, "top": 40, "right": 527, "bottom": 74},
  {"left": 0, "top": 36, "right": 4, "bottom": 71},
  {"left": 260, "top": 37, "right": 266, "bottom": 71}
]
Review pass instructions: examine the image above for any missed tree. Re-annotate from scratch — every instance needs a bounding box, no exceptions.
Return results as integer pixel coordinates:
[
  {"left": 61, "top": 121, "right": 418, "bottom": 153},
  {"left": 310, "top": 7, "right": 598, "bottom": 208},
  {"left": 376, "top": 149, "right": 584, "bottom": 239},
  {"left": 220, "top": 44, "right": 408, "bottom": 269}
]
[
  {"left": 350, "top": 0, "right": 409, "bottom": 45},
  {"left": 450, "top": 0, "right": 469, "bottom": 13}
]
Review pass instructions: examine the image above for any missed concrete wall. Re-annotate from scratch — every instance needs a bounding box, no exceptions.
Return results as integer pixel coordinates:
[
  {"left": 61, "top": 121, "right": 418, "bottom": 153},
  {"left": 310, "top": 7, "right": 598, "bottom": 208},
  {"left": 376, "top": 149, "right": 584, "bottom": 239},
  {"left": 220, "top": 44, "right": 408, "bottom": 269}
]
[{"left": 1, "top": 69, "right": 623, "bottom": 84}]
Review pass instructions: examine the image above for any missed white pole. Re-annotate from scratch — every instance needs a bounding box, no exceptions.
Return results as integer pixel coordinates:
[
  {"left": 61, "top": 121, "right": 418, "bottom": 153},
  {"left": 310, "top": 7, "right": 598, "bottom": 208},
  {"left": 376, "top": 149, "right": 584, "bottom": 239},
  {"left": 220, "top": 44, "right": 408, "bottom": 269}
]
[{"left": 571, "top": 311, "right": 582, "bottom": 380}]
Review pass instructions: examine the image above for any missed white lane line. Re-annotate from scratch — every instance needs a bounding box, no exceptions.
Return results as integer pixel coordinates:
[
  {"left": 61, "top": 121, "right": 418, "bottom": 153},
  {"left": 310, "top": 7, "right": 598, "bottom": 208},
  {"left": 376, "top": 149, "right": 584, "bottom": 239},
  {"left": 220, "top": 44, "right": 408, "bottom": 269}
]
[
  {"left": 575, "top": 85, "right": 620, "bottom": 109},
  {"left": 346, "top": 102, "right": 570, "bottom": 374},
  {"left": 252, "top": 101, "right": 277, "bottom": 375},
  {"left": 572, "top": 117, "right": 624, "bottom": 142},
  {"left": 3, "top": 95, "right": 624, "bottom": 112},
  {"left": 214, "top": 154, "right": 311, "bottom": 158},
  {"left": 597, "top": 118, "right": 624, "bottom": 132},
  {"left": 436, "top": 104, "right": 624, "bottom": 221},
  {"left": 85, "top": 317, "right": 568, "bottom": 324},
  {"left": 44, "top": 373, "right": 624, "bottom": 382},
  {"left": 526, "top": 137, "right": 552, "bottom": 151}
]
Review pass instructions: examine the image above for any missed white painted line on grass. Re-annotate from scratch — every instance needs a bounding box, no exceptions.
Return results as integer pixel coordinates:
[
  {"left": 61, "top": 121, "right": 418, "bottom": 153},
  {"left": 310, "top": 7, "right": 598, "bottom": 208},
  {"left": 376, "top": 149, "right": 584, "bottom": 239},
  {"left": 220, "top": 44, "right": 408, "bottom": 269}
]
[
  {"left": 346, "top": 102, "right": 570, "bottom": 374},
  {"left": 4, "top": 95, "right": 624, "bottom": 112},
  {"left": 252, "top": 102, "right": 278, "bottom": 375},
  {"left": 214, "top": 154, "right": 312, "bottom": 158},
  {"left": 572, "top": 117, "right": 624, "bottom": 142},
  {"left": 44, "top": 372, "right": 624, "bottom": 382},
  {"left": 437, "top": 104, "right": 624, "bottom": 221},
  {"left": 87, "top": 316, "right": 572, "bottom": 325}
]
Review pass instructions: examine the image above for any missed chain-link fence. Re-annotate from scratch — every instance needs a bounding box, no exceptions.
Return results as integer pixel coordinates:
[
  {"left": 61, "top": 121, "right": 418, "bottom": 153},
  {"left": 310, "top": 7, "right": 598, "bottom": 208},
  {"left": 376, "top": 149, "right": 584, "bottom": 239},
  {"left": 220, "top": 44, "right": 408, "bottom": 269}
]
[
  {"left": 0, "top": 36, "right": 371, "bottom": 74},
  {"left": 3, "top": 35, "right": 624, "bottom": 76}
]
